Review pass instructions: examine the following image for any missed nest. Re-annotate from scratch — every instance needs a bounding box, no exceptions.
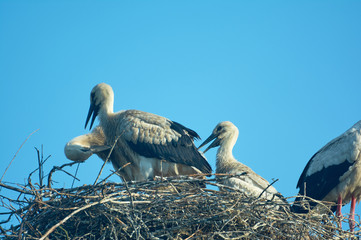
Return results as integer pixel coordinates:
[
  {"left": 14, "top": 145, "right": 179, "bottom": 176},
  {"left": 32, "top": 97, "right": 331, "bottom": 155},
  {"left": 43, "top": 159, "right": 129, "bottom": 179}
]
[
  {"left": 1, "top": 149, "right": 361, "bottom": 240},
  {"left": 1, "top": 175, "right": 361, "bottom": 240}
]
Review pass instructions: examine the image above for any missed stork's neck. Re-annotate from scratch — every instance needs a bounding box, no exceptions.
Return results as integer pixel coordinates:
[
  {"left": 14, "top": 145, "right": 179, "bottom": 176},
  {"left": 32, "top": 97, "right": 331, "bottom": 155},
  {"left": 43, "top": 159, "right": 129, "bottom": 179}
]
[
  {"left": 216, "top": 131, "right": 238, "bottom": 167},
  {"left": 98, "top": 97, "right": 114, "bottom": 123}
]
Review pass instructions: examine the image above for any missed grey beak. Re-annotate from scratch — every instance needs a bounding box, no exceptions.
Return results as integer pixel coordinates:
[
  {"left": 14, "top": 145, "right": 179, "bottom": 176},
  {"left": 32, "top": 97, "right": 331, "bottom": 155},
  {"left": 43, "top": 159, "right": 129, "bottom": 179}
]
[
  {"left": 90, "top": 145, "right": 111, "bottom": 153},
  {"left": 85, "top": 102, "right": 99, "bottom": 130},
  {"left": 198, "top": 133, "right": 221, "bottom": 153}
]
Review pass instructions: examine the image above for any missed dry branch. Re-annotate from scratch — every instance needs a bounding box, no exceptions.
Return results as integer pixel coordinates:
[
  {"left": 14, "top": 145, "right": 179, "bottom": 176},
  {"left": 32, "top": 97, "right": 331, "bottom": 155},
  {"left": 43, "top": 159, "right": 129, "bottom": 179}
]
[{"left": 0, "top": 129, "right": 39, "bottom": 183}]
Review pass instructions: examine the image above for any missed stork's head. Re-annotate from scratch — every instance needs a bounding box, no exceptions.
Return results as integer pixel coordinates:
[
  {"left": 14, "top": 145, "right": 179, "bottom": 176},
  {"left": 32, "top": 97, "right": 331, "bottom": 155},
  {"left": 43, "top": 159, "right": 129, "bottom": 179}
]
[
  {"left": 85, "top": 83, "right": 114, "bottom": 130},
  {"left": 198, "top": 121, "right": 239, "bottom": 153},
  {"left": 64, "top": 127, "right": 111, "bottom": 161}
]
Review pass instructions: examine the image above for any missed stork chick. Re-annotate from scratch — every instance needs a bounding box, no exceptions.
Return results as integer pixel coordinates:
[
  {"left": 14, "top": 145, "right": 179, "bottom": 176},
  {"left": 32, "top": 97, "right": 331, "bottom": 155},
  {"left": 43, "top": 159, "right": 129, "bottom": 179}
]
[
  {"left": 65, "top": 126, "right": 137, "bottom": 180},
  {"left": 199, "top": 121, "right": 281, "bottom": 201},
  {"left": 81, "top": 83, "right": 212, "bottom": 181},
  {"left": 65, "top": 126, "right": 110, "bottom": 161}
]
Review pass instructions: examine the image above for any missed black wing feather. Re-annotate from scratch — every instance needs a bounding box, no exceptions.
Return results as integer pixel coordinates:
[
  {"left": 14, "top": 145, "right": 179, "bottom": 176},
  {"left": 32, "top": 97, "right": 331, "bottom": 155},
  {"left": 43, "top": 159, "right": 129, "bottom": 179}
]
[
  {"left": 127, "top": 120, "right": 212, "bottom": 174},
  {"left": 293, "top": 152, "right": 354, "bottom": 213},
  {"left": 170, "top": 121, "right": 201, "bottom": 140}
]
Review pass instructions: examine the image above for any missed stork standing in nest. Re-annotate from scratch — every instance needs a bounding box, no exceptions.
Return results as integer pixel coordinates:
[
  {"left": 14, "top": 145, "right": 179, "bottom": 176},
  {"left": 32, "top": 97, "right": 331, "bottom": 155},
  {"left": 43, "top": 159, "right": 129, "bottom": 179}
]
[
  {"left": 292, "top": 120, "right": 361, "bottom": 232},
  {"left": 198, "top": 121, "right": 282, "bottom": 201},
  {"left": 67, "top": 83, "right": 211, "bottom": 181}
]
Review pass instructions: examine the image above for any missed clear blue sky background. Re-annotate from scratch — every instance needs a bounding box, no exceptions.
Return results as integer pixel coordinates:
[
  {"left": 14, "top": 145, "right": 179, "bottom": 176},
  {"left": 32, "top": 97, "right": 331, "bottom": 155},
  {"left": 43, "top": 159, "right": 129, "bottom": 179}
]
[{"left": 1, "top": 1, "right": 361, "bottom": 229}]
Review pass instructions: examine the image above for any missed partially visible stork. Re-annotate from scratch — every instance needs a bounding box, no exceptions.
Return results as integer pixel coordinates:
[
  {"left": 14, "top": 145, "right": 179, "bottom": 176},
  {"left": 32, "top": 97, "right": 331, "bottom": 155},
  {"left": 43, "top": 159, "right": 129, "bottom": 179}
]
[
  {"left": 80, "top": 83, "right": 211, "bottom": 181},
  {"left": 65, "top": 126, "right": 110, "bottom": 162},
  {"left": 293, "top": 120, "right": 361, "bottom": 232},
  {"left": 198, "top": 121, "right": 282, "bottom": 201},
  {"left": 65, "top": 126, "right": 137, "bottom": 180}
]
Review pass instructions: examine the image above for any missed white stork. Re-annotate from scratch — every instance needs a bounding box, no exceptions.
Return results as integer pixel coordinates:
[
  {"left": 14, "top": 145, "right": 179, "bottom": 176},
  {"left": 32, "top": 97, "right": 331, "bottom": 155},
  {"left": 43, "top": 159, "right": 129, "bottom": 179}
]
[
  {"left": 65, "top": 126, "right": 110, "bottom": 162},
  {"left": 64, "top": 126, "right": 138, "bottom": 181},
  {"left": 293, "top": 120, "right": 361, "bottom": 231},
  {"left": 80, "top": 83, "right": 211, "bottom": 181},
  {"left": 198, "top": 121, "right": 282, "bottom": 201}
]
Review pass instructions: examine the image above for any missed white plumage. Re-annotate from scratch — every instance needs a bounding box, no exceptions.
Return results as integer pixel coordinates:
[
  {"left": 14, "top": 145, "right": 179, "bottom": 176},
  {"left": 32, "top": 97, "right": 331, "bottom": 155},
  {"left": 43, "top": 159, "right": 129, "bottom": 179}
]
[
  {"left": 68, "top": 83, "right": 212, "bottom": 182},
  {"left": 198, "top": 121, "right": 281, "bottom": 201},
  {"left": 293, "top": 120, "right": 361, "bottom": 231}
]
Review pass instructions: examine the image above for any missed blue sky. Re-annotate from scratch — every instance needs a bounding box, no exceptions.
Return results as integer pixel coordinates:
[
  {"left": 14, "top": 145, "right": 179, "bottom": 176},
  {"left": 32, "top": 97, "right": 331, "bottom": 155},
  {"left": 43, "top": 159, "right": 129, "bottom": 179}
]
[{"left": 1, "top": 1, "right": 361, "bottom": 229}]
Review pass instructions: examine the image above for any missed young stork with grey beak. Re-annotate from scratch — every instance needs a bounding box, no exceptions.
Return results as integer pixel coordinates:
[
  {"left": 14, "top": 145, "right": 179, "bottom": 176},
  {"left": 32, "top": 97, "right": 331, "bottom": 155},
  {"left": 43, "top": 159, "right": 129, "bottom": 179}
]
[
  {"left": 65, "top": 126, "right": 109, "bottom": 162},
  {"left": 198, "top": 121, "right": 282, "bottom": 201},
  {"left": 79, "top": 83, "right": 211, "bottom": 182},
  {"left": 65, "top": 126, "right": 138, "bottom": 181},
  {"left": 292, "top": 120, "right": 361, "bottom": 232}
]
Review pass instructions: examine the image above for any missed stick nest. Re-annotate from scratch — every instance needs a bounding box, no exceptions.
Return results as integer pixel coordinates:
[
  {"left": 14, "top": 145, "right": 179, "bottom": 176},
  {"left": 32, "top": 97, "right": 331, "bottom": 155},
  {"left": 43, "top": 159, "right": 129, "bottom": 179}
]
[{"left": 2, "top": 170, "right": 361, "bottom": 240}]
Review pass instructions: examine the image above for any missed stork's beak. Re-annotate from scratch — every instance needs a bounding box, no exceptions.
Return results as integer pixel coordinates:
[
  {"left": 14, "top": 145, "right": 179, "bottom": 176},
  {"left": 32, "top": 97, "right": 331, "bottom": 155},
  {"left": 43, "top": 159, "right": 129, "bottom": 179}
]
[
  {"left": 90, "top": 145, "right": 111, "bottom": 153},
  {"left": 198, "top": 133, "right": 221, "bottom": 153},
  {"left": 85, "top": 102, "right": 100, "bottom": 130}
]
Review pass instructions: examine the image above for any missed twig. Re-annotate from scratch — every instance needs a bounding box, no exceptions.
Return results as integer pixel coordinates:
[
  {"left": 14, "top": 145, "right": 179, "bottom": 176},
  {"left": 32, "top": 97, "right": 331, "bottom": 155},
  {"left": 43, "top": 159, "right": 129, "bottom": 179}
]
[
  {"left": 47, "top": 162, "right": 80, "bottom": 188},
  {"left": 71, "top": 163, "right": 81, "bottom": 188},
  {"left": 39, "top": 197, "right": 114, "bottom": 240},
  {"left": 93, "top": 132, "right": 123, "bottom": 185},
  {"left": 34, "top": 145, "right": 51, "bottom": 188},
  {"left": 257, "top": 178, "right": 279, "bottom": 199},
  {"left": 99, "top": 162, "right": 131, "bottom": 184},
  {"left": 0, "top": 182, "right": 31, "bottom": 194},
  {"left": 0, "top": 129, "right": 39, "bottom": 183}
]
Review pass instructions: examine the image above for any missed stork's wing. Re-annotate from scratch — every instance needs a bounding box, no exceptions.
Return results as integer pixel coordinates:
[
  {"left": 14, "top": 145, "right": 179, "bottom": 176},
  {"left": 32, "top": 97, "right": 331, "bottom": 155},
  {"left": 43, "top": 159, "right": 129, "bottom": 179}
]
[
  {"left": 226, "top": 163, "right": 276, "bottom": 193},
  {"left": 118, "top": 110, "right": 212, "bottom": 174},
  {"left": 296, "top": 125, "right": 361, "bottom": 202}
]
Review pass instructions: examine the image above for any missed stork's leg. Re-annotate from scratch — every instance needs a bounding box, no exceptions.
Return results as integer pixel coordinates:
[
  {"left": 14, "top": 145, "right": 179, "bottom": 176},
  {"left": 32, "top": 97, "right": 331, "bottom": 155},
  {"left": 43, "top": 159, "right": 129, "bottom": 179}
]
[
  {"left": 349, "top": 196, "right": 356, "bottom": 232},
  {"left": 336, "top": 195, "right": 343, "bottom": 229}
]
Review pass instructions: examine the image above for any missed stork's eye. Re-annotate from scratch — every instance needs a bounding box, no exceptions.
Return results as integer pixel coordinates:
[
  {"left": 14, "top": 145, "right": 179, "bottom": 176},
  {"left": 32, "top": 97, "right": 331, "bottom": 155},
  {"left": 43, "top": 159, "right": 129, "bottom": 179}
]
[{"left": 216, "top": 126, "right": 222, "bottom": 132}]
